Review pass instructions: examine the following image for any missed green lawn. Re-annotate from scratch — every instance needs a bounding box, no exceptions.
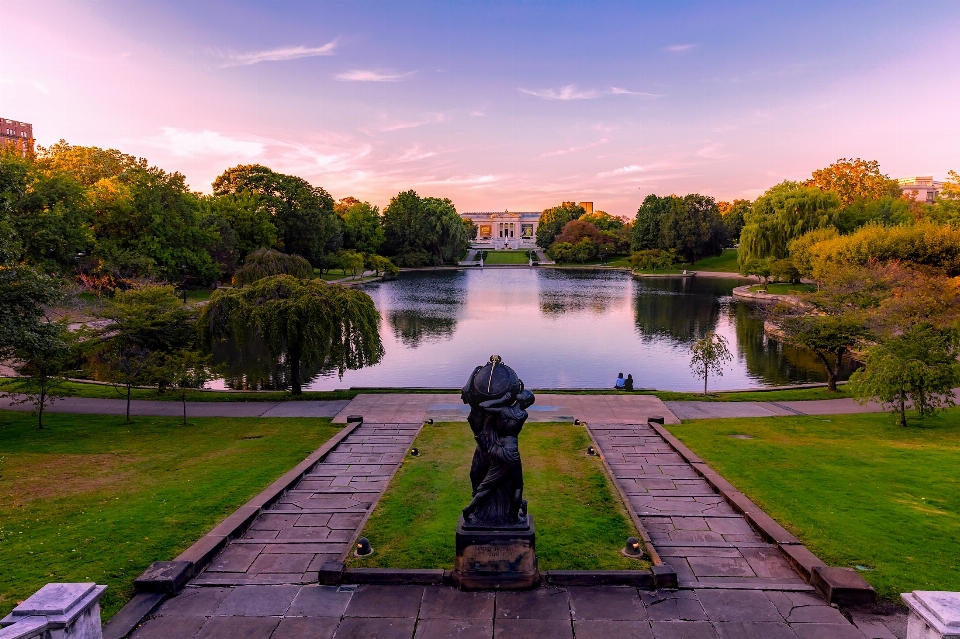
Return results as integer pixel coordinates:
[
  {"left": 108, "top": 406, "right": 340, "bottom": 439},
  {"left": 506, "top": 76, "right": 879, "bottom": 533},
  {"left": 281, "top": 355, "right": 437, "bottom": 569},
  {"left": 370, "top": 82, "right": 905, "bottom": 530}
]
[
  {"left": 686, "top": 249, "right": 739, "bottom": 272},
  {"left": 0, "top": 411, "right": 342, "bottom": 620},
  {"left": 749, "top": 283, "right": 817, "bottom": 295},
  {"left": 482, "top": 250, "right": 531, "bottom": 264},
  {"left": 666, "top": 411, "right": 960, "bottom": 600},
  {"left": 349, "top": 421, "right": 648, "bottom": 571}
]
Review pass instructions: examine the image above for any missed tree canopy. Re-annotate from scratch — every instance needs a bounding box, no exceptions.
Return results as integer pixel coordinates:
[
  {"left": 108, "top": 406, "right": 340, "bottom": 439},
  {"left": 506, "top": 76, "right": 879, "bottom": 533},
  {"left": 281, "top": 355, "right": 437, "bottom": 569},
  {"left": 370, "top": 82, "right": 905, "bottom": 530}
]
[
  {"left": 381, "top": 190, "right": 469, "bottom": 266},
  {"left": 232, "top": 248, "right": 314, "bottom": 287},
  {"left": 631, "top": 194, "right": 726, "bottom": 262},
  {"left": 536, "top": 203, "right": 584, "bottom": 249},
  {"left": 806, "top": 158, "right": 901, "bottom": 206},
  {"left": 199, "top": 275, "right": 384, "bottom": 394}
]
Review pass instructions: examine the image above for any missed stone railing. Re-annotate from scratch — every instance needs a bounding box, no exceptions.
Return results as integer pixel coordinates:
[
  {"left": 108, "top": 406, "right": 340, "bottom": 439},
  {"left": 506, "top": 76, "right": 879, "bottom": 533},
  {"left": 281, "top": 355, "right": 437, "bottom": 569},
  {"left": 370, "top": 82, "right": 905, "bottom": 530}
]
[{"left": 0, "top": 583, "right": 106, "bottom": 639}]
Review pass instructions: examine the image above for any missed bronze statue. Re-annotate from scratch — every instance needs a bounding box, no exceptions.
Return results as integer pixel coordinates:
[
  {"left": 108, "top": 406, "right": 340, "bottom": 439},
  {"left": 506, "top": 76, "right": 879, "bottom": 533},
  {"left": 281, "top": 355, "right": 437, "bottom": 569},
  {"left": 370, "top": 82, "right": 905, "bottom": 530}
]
[{"left": 460, "top": 356, "right": 534, "bottom": 528}]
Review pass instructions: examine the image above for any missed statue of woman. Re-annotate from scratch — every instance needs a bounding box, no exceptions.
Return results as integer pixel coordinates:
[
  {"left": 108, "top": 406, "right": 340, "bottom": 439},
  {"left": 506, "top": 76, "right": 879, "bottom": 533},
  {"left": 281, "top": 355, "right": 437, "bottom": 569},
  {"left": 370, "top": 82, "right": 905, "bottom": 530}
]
[{"left": 462, "top": 389, "right": 535, "bottom": 526}]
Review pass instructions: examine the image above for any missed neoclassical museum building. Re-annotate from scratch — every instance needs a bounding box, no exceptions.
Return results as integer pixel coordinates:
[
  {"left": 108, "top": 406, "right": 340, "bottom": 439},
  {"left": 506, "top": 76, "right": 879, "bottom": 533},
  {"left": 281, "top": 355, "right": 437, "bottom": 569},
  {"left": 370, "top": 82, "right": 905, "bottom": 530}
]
[{"left": 461, "top": 202, "right": 593, "bottom": 246}]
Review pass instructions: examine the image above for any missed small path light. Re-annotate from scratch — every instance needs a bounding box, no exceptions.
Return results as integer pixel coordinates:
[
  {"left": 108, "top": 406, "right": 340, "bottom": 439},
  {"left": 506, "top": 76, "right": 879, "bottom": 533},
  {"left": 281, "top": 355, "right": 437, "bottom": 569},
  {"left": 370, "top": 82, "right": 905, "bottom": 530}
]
[
  {"left": 410, "top": 447, "right": 420, "bottom": 456},
  {"left": 355, "top": 537, "right": 373, "bottom": 556},
  {"left": 586, "top": 446, "right": 597, "bottom": 456},
  {"left": 624, "top": 537, "right": 643, "bottom": 557},
  {"left": 574, "top": 418, "right": 581, "bottom": 425},
  {"left": 424, "top": 419, "right": 434, "bottom": 424}
]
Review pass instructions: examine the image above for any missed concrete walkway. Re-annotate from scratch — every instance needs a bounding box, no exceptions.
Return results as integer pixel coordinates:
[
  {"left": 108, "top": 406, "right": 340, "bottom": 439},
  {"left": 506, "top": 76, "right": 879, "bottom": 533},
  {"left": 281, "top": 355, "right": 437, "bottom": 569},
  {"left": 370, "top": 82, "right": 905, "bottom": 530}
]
[{"left": 0, "top": 396, "right": 351, "bottom": 418}]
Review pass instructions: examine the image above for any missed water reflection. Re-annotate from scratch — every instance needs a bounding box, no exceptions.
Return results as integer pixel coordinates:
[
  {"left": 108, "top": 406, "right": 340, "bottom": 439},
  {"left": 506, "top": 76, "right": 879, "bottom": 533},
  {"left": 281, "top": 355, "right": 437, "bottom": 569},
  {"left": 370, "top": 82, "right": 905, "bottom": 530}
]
[
  {"left": 212, "top": 332, "right": 325, "bottom": 390},
  {"left": 632, "top": 277, "right": 723, "bottom": 344},
  {"left": 206, "top": 269, "right": 858, "bottom": 391},
  {"left": 537, "top": 269, "right": 622, "bottom": 315}
]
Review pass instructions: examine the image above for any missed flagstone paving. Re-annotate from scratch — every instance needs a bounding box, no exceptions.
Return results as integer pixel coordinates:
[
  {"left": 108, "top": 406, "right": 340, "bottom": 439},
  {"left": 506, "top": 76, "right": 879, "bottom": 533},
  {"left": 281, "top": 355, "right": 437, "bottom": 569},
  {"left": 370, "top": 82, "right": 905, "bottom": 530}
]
[{"left": 190, "top": 422, "right": 422, "bottom": 586}]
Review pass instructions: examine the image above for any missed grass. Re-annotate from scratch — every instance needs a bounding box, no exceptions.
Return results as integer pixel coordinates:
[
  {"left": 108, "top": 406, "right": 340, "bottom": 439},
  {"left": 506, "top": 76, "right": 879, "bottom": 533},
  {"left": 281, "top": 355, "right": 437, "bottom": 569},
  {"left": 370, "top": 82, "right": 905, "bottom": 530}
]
[
  {"left": 0, "top": 410, "right": 342, "bottom": 620},
  {"left": 633, "top": 268, "right": 687, "bottom": 275},
  {"left": 2, "top": 378, "right": 853, "bottom": 403},
  {"left": 748, "top": 283, "right": 817, "bottom": 295},
  {"left": 686, "top": 249, "right": 739, "bottom": 272},
  {"left": 481, "top": 250, "right": 532, "bottom": 265},
  {"left": 666, "top": 410, "right": 960, "bottom": 600},
  {"left": 348, "top": 421, "right": 648, "bottom": 571}
]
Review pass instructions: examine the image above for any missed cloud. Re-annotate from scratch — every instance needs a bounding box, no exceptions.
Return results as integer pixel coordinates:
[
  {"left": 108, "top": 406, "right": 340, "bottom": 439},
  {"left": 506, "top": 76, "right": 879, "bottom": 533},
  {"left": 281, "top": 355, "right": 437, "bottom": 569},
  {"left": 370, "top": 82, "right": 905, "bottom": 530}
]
[
  {"left": 377, "top": 113, "right": 446, "bottom": 132},
  {"left": 665, "top": 43, "right": 697, "bottom": 53},
  {"left": 609, "top": 87, "right": 661, "bottom": 98},
  {"left": 470, "top": 111, "right": 485, "bottom": 117},
  {"left": 520, "top": 85, "right": 597, "bottom": 100},
  {"left": 336, "top": 69, "right": 413, "bottom": 82},
  {"left": 154, "top": 128, "right": 265, "bottom": 158},
  {"left": 539, "top": 139, "right": 608, "bottom": 158},
  {"left": 696, "top": 143, "right": 732, "bottom": 160},
  {"left": 223, "top": 42, "right": 336, "bottom": 66}
]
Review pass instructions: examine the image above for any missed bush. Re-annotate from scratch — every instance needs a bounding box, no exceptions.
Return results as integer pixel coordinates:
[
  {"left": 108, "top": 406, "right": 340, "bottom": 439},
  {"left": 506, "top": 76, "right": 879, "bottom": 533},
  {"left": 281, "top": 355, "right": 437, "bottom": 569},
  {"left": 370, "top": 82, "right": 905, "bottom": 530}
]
[
  {"left": 630, "top": 249, "right": 675, "bottom": 271},
  {"left": 232, "top": 248, "right": 313, "bottom": 286}
]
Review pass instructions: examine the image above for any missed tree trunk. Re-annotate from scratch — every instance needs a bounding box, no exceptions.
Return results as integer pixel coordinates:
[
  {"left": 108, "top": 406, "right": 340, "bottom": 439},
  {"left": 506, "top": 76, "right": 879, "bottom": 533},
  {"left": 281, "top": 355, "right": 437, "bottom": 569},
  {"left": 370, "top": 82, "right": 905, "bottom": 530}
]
[
  {"left": 126, "top": 384, "right": 132, "bottom": 423},
  {"left": 38, "top": 373, "right": 46, "bottom": 430},
  {"left": 703, "top": 362, "right": 708, "bottom": 395},
  {"left": 814, "top": 350, "right": 837, "bottom": 391},
  {"left": 290, "top": 343, "right": 302, "bottom": 395},
  {"left": 831, "top": 348, "right": 846, "bottom": 391},
  {"left": 898, "top": 394, "right": 907, "bottom": 427},
  {"left": 182, "top": 393, "right": 187, "bottom": 426}
]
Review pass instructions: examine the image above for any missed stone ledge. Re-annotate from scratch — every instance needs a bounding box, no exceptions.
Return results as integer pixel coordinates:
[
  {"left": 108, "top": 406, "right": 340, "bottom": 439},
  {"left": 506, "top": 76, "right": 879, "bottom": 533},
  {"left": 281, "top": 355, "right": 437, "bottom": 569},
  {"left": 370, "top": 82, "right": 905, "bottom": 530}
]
[
  {"left": 343, "top": 568, "right": 446, "bottom": 585},
  {"left": 812, "top": 567, "right": 876, "bottom": 606},
  {"left": 102, "top": 592, "right": 166, "bottom": 639},
  {"left": 546, "top": 570, "right": 658, "bottom": 588}
]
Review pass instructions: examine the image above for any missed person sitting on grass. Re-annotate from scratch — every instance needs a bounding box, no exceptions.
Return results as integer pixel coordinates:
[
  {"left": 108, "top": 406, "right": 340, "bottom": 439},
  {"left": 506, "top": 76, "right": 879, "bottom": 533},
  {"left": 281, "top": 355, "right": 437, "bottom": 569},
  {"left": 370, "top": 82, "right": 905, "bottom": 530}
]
[
  {"left": 615, "top": 372, "right": 625, "bottom": 389},
  {"left": 624, "top": 374, "right": 634, "bottom": 391}
]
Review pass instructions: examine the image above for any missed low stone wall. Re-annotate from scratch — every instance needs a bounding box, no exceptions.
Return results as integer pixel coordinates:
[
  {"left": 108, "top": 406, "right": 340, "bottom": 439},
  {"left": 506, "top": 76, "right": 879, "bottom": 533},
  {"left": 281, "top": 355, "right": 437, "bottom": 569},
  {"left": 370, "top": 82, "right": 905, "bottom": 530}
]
[{"left": 732, "top": 285, "right": 803, "bottom": 305}]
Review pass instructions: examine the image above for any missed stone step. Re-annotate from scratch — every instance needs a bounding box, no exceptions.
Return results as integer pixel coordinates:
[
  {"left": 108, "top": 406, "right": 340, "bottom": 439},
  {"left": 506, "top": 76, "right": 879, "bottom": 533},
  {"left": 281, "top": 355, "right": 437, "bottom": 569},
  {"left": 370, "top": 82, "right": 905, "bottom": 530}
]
[
  {"left": 638, "top": 513, "right": 743, "bottom": 518},
  {"left": 652, "top": 541, "right": 776, "bottom": 548},
  {"left": 679, "top": 580, "right": 814, "bottom": 591}
]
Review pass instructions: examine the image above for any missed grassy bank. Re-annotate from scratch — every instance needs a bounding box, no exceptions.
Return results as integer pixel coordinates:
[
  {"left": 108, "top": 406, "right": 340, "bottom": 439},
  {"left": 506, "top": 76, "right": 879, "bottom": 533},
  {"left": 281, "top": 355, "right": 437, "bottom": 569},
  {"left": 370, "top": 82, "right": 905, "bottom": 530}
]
[
  {"left": 481, "top": 250, "right": 531, "bottom": 264},
  {"left": 666, "top": 411, "right": 960, "bottom": 600},
  {"left": 687, "top": 249, "right": 739, "bottom": 272},
  {"left": 0, "top": 411, "right": 342, "bottom": 620},
  {"left": 1, "top": 378, "right": 852, "bottom": 403},
  {"left": 749, "top": 283, "right": 817, "bottom": 294},
  {"left": 349, "top": 421, "right": 647, "bottom": 571}
]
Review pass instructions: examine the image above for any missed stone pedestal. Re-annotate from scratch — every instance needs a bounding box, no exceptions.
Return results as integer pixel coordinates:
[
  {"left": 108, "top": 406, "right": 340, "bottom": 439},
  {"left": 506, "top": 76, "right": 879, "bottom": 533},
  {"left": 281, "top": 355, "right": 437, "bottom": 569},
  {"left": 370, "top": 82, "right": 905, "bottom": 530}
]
[
  {"left": 0, "top": 582, "right": 106, "bottom": 639},
  {"left": 452, "top": 515, "right": 539, "bottom": 590},
  {"left": 903, "top": 591, "right": 960, "bottom": 639}
]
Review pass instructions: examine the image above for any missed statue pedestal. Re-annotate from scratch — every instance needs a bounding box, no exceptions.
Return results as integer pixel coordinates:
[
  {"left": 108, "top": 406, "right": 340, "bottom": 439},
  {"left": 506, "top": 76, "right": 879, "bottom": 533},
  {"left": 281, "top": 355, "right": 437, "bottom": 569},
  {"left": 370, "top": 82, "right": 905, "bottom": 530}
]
[{"left": 452, "top": 515, "right": 539, "bottom": 590}]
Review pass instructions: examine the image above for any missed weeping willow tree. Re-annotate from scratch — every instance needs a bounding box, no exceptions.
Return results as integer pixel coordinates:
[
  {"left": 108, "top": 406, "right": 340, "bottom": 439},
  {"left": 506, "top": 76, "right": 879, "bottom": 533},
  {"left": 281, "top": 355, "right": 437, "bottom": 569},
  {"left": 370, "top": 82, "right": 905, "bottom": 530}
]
[
  {"left": 738, "top": 182, "right": 840, "bottom": 272},
  {"left": 200, "top": 275, "right": 383, "bottom": 394},
  {"left": 232, "top": 248, "right": 314, "bottom": 287}
]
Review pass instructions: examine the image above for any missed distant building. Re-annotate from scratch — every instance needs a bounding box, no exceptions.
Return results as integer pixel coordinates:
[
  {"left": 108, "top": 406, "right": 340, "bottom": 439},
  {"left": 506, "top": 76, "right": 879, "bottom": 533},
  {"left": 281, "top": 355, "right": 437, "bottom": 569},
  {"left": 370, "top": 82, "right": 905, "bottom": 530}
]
[
  {"left": 1, "top": 117, "right": 32, "bottom": 146},
  {"left": 898, "top": 176, "right": 943, "bottom": 204},
  {"left": 461, "top": 202, "right": 595, "bottom": 248}
]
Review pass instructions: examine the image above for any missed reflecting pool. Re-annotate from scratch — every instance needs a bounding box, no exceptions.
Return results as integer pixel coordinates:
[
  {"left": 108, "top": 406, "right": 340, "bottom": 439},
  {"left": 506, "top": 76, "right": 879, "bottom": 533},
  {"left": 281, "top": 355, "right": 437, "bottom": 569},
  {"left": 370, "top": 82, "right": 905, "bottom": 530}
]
[{"left": 212, "top": 268, "right": 855, "bottom": 392}]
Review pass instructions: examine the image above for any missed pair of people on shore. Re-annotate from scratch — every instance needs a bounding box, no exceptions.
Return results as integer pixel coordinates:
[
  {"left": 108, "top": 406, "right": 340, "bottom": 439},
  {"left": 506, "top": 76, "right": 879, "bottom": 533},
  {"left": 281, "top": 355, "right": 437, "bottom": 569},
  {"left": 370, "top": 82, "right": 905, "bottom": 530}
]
[{"left": 615, "top": 372, "right": 634, "bottom": 391}]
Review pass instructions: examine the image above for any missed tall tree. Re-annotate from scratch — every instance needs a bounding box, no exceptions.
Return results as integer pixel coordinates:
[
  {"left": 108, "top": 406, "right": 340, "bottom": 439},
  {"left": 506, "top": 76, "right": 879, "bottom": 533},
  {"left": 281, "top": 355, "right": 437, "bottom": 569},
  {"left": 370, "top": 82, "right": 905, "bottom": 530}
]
[
  {"left": 381, "top": 191, "right": 468, "bottom": 266},
  {"left": 738, "top": 182, "right": 840, "bottom": 270},
  {"left": 717, "top": 199, "right": 751, "bottom": 244},
  {"left": 198, "top": 192, "right": 277, "bottom": 263},
  {"left": 806, "top": 158, "right": 900, "bottom": 206},
  {"left": 232, "top": 248, "right": 313, "bottom": 287},
  {"left": 199, "top": 275, "right": 384, "bottom": 394},
  {"left": 536, "top": 203, "right": 585, "bottom": 249},
  {"left": 3, "top": 321, "right": 76, "bottom": 429},
  {"left": 338, "top": 199, "right": 385, "bottom": 255},
  {"left": 631, "top": 194, "right": 726, "bottom": 262},
  {"left": 213, "top": 164, "right": 341, "bottom": 265}
]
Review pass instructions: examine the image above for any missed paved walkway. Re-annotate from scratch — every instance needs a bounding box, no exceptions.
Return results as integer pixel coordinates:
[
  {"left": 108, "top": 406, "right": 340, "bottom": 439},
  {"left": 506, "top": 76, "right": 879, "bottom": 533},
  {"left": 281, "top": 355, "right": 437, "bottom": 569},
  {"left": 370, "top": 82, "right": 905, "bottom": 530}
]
[
  {"left": 130, "top": 583, "right": 869, "bottom": 639},
  {"left": 0, "top": 396, "right": 351, "bottom": 418},
  {"left": 589, "top": 422, "right": 808, "bottom": 591},
  {"left": 191, "top": 422, "right": 421, "bottom": 586}
]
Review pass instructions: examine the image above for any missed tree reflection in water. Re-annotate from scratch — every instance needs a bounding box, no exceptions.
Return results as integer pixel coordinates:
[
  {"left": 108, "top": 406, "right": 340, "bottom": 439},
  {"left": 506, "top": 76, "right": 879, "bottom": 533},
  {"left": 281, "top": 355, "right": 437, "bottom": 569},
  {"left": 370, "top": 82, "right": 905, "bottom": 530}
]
[
  {"left": 376, "top": 270, "right": 466, "bottom": 348},
  {"left": 632, "top": 277, "right": 722, "bottom": 343},
  {"left": 537, "top": 268, "right": 621, "bottom": 315},
  {"left": 211, "top": 331, "right": 326, "bottom": 390}
]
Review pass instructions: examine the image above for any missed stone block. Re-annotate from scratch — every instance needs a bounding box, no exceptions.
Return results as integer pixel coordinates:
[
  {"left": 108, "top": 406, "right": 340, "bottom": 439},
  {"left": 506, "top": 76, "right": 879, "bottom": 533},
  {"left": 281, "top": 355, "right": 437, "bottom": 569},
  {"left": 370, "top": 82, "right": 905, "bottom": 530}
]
[
  {"left": 452, "top": 515, "right": 539, "bottom": 590},
  {"left": 812, "top": 566, "right": 876, "bottom": 606},
  {"left": 652, "top": 564, "right": 679, "bottom": 588},
  {"left": 902, "top": 591, "right": 960, "bottom": 639},
  {"left": 317, "top": 561, "right": 345, "bottom": 586},
  {"left": 545, "top": 570, "right": 655, "bottom": 588},
  {"left": 133, "top": 561, "right": 194, "bottom": 594},
  {"left": 779, "top": 543, "right": 826, "bottom": 582},
  {"left": 0, "top": 583, "right": 107, "bottom": 639},
  {"left": 346, "top": 415, "right": 364, "bottom": 423}
]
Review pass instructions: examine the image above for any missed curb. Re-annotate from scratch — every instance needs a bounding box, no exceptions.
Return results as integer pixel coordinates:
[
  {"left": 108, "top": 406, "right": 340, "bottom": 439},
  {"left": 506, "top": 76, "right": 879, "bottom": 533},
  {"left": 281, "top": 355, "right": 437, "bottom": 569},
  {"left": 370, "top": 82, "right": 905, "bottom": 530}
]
[
  {"left": 649, "top": 422, "right": 875, "bottom": 605},
  {"left": 103, "top": 420, "right": 364, "bottom": 639}
]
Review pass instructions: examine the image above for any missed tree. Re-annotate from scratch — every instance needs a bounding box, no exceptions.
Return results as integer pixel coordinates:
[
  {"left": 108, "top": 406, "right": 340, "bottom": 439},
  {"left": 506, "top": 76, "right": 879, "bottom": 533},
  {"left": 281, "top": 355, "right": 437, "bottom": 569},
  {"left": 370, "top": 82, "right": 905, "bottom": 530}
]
[
  {"left": 738, "top": 182, "right": 841, "bottom": 268},
  {"left": 775, "top": 312, "right": 868, "bottom": 391},
  {"left": 690, "top": 331, "right": 732, "bottom": 394},
  {"left": 580, "top": 210, "right": 628, "bottom": 231},
  {"left": 213, "top": 164, "right": 341, "bottom": 266},
  {"left": 554, "top": 219, "right": 602, "bottom": 247},
  {"left": 157, "top": 349, "right": 221, "bottom": 426},
  {"left": 92, "top": 285, "right": 194, "bottom": 420},
  {"left": 3, "top": 321, "right": 76, "bottom": 429},
  {"left": 848, "top": 324, "right": 960, "bottom": 427},
  {"left": 199, "top": 275, "right": 384, "bottom": 394},
  {"left": 717, "top": 199, "right": 750, "bottom": 244},
  {"left": 631, "top": 194, "right": 726, "bottom": 262},
  {"left": 630, "top": 249, "right": 675, "bottom": 271},
  {"left": 199, "top": 192, "right": 277, "bottom": 263},
  {"left": 365, "top": 254, "right": 399, "bottom": 278},
  {"left": 932, "top": 169, "right": 960, "bottom": 222},
  {"left": 806, "top": 158, "right": 900, "bottom": 206},
  {"left": 232, "top": 248, "right": 313, "bottom": 287},
  {"left": 536, "top": 203, "right": 584, "bottom": 249},
  {"left": 381, "top": 191, "right": 468, "bottom": 266},
  {"left": 339, "top": 199, "right": 385, "bottom": 255},
  {"left": 338, "top": 250, "right": 365, "bottom": 278}
]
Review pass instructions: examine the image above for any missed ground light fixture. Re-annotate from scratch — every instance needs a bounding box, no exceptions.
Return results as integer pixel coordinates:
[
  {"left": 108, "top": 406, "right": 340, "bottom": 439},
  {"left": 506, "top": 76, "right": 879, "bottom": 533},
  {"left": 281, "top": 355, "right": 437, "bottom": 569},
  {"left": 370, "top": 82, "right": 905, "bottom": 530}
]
[
  {"left": 624, "top": 537, "right": 642, "bottom": 556},
  {"left": 586, "top": 446, "right": 597, "bottom": 456},
  {"left": 410, "top": 447, "right": 420, "bottom": 456},
  {"left": 356, "top": 537, "right": 372, "bottom": 556}
]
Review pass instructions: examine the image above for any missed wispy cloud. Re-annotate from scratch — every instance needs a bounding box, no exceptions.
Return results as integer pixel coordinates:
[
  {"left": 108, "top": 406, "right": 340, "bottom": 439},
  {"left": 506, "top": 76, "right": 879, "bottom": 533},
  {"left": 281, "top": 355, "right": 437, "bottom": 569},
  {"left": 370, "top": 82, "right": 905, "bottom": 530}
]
[
  {"left": 153, "top": 128, "right": 265, "bottom": 158},
  {"left": 377, "top": 113, "right": 446, "bottom": 132},
  {"left": 336, "top": 69, "right": 414, "bottom": 82},
  {"left": 520, "top": 85, "right": 598, "bottom": 100},
  {"left": 609, "top": 87, "right": 662, "bottom": 98},
  {"left": 539, "top": 139, "right": 608, "bottom": 158},
  {"left": 696, "top": 143, "right": 732, "bottom": 160},
  {"left": 470, "top": 111, "right": 485, "bottom": 117},
  {"left": 665, "top": 43, "right": 697, "bottom": 53},
  {"left": 223, "top": 42, "right": 336, "bottom": 66}
]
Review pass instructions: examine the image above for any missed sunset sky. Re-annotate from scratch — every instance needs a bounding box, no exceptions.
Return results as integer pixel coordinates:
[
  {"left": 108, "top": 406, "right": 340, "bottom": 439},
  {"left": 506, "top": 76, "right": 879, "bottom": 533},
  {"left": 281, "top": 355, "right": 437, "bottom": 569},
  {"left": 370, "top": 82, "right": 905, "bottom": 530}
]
[{"left": 1, "top": 0, "right": 958, "bottom": 216}]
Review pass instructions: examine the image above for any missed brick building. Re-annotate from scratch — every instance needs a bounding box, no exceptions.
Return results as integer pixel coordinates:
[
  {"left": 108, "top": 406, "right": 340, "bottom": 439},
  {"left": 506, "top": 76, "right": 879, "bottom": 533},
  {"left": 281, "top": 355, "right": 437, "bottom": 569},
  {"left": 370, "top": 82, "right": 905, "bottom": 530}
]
[{"left": 1, "top": 117, "right": 33, "bottom": 148}]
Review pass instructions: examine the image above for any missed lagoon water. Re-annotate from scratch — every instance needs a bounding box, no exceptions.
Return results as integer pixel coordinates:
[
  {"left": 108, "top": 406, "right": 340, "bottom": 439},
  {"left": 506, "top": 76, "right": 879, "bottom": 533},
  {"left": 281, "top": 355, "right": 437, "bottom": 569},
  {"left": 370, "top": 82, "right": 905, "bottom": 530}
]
[{"left": 212, "top": 268, "right": 852, "bottom": 392}]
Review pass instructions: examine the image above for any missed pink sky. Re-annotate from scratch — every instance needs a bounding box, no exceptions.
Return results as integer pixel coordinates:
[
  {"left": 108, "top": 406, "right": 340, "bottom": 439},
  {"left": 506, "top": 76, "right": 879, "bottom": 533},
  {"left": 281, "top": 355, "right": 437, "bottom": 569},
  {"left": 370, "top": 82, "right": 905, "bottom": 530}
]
[{"left": 1, "top": 1, "right": 958, "bottom": 217}]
